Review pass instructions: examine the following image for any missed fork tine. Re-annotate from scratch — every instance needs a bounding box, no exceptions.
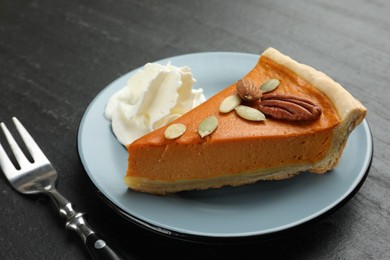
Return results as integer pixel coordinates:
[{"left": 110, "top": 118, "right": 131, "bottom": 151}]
[
  {"left": 0, "top": 121, "right": 31, "bottom": 169},
  {"left": 0, "top": 139, "right": 17, "bottom": 178},
  {"left": 12, "top": 117, "right": 49, "bottom": 164}
]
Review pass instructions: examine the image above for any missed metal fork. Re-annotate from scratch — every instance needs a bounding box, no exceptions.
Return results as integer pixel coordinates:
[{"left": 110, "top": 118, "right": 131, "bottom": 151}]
[{"left": 0, "top": 117, "right": 124, "bottom": 260}]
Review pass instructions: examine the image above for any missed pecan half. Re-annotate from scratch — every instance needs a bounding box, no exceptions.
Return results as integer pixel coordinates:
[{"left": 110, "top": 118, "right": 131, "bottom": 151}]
[{"left": 256, "top": 94, "right": 322, "bottom": 121}]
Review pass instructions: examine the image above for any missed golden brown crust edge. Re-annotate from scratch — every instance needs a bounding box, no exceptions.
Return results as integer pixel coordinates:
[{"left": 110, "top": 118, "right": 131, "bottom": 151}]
[
  {"left": 262, "top": 47, "right": 367, "bottom": 122},
  {"left": 125, "top": 167, "right": 303, "bottom": 195},
  {"left": 125, "top": 48, "right": 367, "bottom": 195}
]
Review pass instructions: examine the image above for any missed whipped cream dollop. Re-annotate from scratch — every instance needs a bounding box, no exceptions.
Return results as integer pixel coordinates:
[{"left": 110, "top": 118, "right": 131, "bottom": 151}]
[{"left": 104, "top": 62, "right": 206, "bottom": 146}]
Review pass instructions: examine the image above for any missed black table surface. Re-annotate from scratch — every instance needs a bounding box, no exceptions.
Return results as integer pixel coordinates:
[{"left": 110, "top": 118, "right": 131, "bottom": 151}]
[{"left": 1, "top": 0, "right": 389, "bottom": 259}]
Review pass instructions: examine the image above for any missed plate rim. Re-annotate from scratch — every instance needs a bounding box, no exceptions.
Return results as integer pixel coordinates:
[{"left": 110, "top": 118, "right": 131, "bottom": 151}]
[{"left": 77, "top": 51, "right": 373, "bottom": 243}]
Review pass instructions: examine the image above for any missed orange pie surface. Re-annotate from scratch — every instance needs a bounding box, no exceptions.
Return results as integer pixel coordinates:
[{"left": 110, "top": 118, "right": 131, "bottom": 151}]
[{"left": 125, "top": 48, "right": 366, "bottom": 194}]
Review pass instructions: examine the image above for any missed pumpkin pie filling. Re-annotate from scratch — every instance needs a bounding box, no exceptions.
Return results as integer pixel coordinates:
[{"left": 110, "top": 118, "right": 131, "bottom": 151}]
[{"left": 124, "top": 48, "right": 366, "bottom": 194}]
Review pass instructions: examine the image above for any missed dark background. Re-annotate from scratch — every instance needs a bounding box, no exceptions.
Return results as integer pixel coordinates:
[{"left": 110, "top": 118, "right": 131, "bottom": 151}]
[{"left": 1, "top": 0, "right": 389, "bottom": 259}]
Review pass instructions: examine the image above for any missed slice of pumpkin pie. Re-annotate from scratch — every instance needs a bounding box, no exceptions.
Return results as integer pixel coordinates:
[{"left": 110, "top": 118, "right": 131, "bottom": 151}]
[{"left": 124, "top": 48, "right": 367, "bottom": 195}]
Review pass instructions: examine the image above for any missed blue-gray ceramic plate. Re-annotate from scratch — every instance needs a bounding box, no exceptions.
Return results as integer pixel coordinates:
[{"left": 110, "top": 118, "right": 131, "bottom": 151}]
[{"left": 78, "top": 52, "right": 373, "bottom": 243}]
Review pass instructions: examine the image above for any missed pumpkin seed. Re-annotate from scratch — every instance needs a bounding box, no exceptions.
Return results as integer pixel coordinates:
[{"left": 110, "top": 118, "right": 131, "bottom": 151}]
[
  {"left": 219, "top": 94, "right": 241, "bottom": 113},
  {"left": 260, "top": 79, "right": 280, "bottom": 93},
  {"left": 164, "top": 123, "right": 186, "bottom": 139},
  {"left": 198, "top": 116, "right": 218, "bottom": 138},
  {"left": 235, "top": 105, "right": 266, "bottom": 121}
]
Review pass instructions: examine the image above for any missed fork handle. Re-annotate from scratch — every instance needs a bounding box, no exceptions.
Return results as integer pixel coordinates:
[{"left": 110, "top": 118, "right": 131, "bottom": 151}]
[
  {"left": 66, "top": 210, "right": 124, "bottom": 260},
  {"left": 85, "top": 232, "right": 123, "bottom": 260},
  {"left": 46, "top": 188, "right": 125, "bottom": 260}
]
